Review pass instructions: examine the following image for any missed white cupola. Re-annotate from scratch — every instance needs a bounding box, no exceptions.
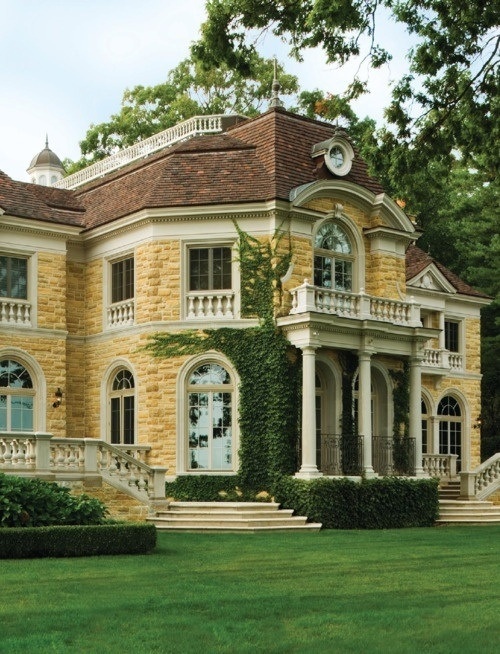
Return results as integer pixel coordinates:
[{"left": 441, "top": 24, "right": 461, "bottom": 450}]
[{"left": 27, "top": 136, "right": 65, "bottom": 186}]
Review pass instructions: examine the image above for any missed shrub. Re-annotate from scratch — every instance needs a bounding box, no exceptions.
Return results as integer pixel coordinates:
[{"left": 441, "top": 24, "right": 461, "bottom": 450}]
[
  {"left": 272, "top": 475, "right": 439, "bottom": 529},
  {"left": 0, "top": 473, "right": 107, "bottom": 527},
  {"left": 0, "top": 523, "right": 157, "bottom": 558},
  {"left": 165, "top": 475, "right": 271, "bottom": 502}
]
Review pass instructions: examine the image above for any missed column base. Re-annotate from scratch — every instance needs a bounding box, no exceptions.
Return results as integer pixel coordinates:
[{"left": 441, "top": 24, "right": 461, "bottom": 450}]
[
  {"left": 413, "top": 466, "right": 428, "bottom": 478},
  {"left": 295, "top": 467, "right": 323, "bottom": 480},
  {"left": 362, "top": 466, "right": 377, "bottom": 479}
]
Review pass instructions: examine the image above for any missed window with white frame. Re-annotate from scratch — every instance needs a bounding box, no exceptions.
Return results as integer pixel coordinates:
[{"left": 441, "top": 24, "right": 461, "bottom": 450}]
[
  {"left": 438, "top": 396, "right": 462, "bottom": 471},
  {"left": 0, "top": 255, "right": 28, "bottom": 299},
  {"left": 0, "top": 359, "right": 35, "bottom": 431},
  {"left": 111, "top": 257, "right": 134, "bottom": 304},
  {"left": 186, "top": 362, "right": 233, "bottom": 471},
  {"left": 189, "top": 247, "right": 232, "bottom": 291},
  {"left": 314, "top": 222, "right": 353, "bottom": 292},
  {"left": 444, "top": 320, "right": 460, "bottom": 352},
  {"left": 421, "top": 398, "right": 429, "bottom": 454},
  {"left": 109, "top": 369, "right": 135, "bottom": 445}
]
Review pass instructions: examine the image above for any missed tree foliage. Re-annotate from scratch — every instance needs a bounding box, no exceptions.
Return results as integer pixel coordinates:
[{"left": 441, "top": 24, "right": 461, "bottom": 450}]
[
  {"left": 194, "top": 0, "right": 499, "bottom": 177},
  {"left": 66, "top": 54, "right": 298, "bottom": 171}
]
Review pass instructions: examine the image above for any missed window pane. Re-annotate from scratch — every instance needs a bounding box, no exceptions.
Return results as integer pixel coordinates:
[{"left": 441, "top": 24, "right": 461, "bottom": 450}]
[
  {"left": 189, "top": 249, "right": 209, "bottom": 291},
  {"left": 112, "top": 258, "right": 134, "bottom": 303},
  {"left": 0, "top": 360, "right": 33, "bottom": 389},
  {"left": 123, "top": 395, "right": 135, "bottom": 444},
  {"left": 212, "top": 247, "right": 232, "bottom": 290},
  {"left": 315, "top": 223, "right": 351, "bottom": 254},
  {"left": 314, "top": 256, "right": 332, "bottom": 288},
  {"left": 0, "top": 256, "right": 27, "bottom": 299},
  {"left": 10, "top": 396, "right": 33, "bottom": 431},
  {"left": 189, "top": 247, "right": 231, "bottom": 291},
  {"left": 445, "top": 321, "right": 459, "bottom": 352},
  {"left": 0, "top": 395, "right": 6, "bottom": 430},
  {"left": 334, "top": 260, "right": 352, "bottom": 291},
  {"left": 111, "top": 397, "right": 121, "bottom": 444}
]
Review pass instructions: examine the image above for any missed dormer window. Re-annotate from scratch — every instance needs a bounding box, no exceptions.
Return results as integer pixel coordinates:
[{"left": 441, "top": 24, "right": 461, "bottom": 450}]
[{"left": 312, "top": 134, "right": 354, "bottom": 176}]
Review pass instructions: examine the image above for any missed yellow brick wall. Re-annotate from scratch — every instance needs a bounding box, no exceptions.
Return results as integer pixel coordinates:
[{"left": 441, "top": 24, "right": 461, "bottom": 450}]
[
  {"left": 135, "top": 240, "right": 181, "bottom": 323},
  {"left": 85, "top": 259, "right": 103, "bottom": 335},
  {"left": 37, "top": 252, "right": 66, "bottom": 330},
  {"left": 465, "top": 317, "right": 481, "bottom": 374},
  {"left": 66, "top": 261, "right": 85, "bottom": 336}
]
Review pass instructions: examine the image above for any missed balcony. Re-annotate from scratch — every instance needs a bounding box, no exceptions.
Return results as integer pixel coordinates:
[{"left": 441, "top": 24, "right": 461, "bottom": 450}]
[
  {"left": 289, "top": 281, "right": 421, "bottom": 327},
  {"left": 107, "top": 299, "right": 135, "bottom": 328},
  {"left": 186, "top": 291, "right": 235, "bottom": 320},
  {"left": 0, "top": 299, "right": 32, "bottom": 327},
  {"left": 422, "top": 348, "right": 463, "bottom": 372}
]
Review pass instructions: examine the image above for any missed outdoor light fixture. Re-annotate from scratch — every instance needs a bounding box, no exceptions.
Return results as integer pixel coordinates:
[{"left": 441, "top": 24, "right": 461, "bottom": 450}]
[{"left": 52, "top": 388, "right": 63, "bottom": 408}]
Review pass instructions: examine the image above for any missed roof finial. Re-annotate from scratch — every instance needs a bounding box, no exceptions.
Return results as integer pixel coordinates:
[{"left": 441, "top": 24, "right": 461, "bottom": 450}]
[
  {"left": 269, "top": 57, "right": 284, "bottom": 108},
  {"left": 45, "top": 134, "right": 49, "bottom": 149}
]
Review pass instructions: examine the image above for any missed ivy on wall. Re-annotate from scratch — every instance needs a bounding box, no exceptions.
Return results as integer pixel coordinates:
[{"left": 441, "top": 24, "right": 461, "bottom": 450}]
[
  {"left": 390, "top": 362, "right": 412, "bottom": 474},
  {"left": 146, "top": 224, "right": 299, "bottom": 489}
]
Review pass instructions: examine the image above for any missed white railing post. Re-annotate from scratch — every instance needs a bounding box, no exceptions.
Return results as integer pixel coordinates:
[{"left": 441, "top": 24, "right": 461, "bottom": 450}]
[
  {"left": 460, "top": 472, "right": 477, "bottom": 499},
  {"left": 290, "top": 280, "right": 317, "bottom": 314},
  {"left": 34, "top": 432, "right": 53, "bottom": 473},
  {"left": 150, "top": 467, "right": 168, "bottom": 499},
  {"left": 84, "top": 439, "right": 99, "bottom": 474}
]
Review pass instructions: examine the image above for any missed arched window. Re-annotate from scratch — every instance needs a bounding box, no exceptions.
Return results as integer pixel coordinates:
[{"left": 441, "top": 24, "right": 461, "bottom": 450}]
[
  {"left": 187, "top": 362, "right": 233, "bottom": 470},
  {"left": 0, "top": 359, "right": 34, "bottom": 431},
  {"left": 438, "top": 396, "right": 462, "bottom": 471},
  {"left": 314, "top": 222, "right": 353, "bottom": 291},
  {"left": 109, "top": 369, "right": 135, "bottom": 444}
]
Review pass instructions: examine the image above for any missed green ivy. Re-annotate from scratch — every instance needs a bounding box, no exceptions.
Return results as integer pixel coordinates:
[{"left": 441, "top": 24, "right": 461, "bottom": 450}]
[
  {"left": 146, "top": 224, "right": 299, "bottom": 489},
  {"left": 390, "top": 362, "right": 412, "bottom": 474},
  {"left": 338, "top": 351, "right": 360, "bottom": 474}
]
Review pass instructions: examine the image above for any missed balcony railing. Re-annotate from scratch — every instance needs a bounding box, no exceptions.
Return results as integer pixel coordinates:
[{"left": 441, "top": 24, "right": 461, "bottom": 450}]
[
  {"left": 318, "top": 434, "right": 364, "bottom": 476},
  {"left": 372, "top": 436, "right": 416, "bottom": 476},
  {"left": 290, "top": 281, "right": 421, "bottom": 327},
  {"left": 0, "top": 299, "right": 31, "bottom": 326},
  {"left": 186, "top": 291, "right": 235, "bottom": 319},
  {"left": 422, "top": 348, "right": 463, "bottom": 372},
  {"left": 107, "top": 300, "right": 135, "bottom": 328},
  {"left": 54, "top": 115, "right": 235, "bottom": 190}
]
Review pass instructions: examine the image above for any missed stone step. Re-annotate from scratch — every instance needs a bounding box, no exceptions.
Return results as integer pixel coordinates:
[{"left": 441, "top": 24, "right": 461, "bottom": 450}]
[
  {"left": 148, "top": 501, "right": 322, "bottom": 532},
  {"left": 437, "top": 499, "right": 500, "bottom": 524}
]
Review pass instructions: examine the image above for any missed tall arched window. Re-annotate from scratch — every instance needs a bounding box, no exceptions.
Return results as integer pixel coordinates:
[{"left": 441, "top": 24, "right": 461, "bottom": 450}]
[
  {"left": 187, "top": 362, "right": 233, "bottom": 470},
  {"left": 0, "top": 359, "right": 34, "bottom": 431},
  {"left": 110, "top": 369, "right": 135, "bottom": 444},
  {"left": 438, "top": 396, "right": 462, "bottom": 471},
  {"left": 314, "top": 222, "right": 353, "bottom": 291}
]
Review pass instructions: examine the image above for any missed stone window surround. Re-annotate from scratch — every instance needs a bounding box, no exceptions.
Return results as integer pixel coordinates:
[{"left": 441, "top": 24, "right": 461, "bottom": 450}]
[
  {"left": 0, "top": 248, "right": 38, "bottom": 328},
  {"left": 103, "top": 250, "right": 135, "bottom": 329},
  {"left": 100, "top": 359, "right": 137, "bottom": 444},
  {"left": 0, "top": 347, "right": 46, "bottom": 432}
]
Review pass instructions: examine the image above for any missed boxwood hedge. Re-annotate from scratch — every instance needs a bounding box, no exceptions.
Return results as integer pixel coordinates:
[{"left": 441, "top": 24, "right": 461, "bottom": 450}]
[
  {"left": 0, "top": 523, "right": 157, "bottom": 558},
  {"left": 272, "top": 475, "right": 439, "bottom": 529}
]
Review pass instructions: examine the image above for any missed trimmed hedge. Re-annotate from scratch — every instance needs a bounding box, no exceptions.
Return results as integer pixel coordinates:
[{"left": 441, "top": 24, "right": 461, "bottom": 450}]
[
  {"left": 272, "top": 476, "right": 439, "bottom": 529},
  {"left": 165, "top": 475, "right": 271, "bottom": 502},
  {"left": 0, "top": 523, "right": 157, "bottom": 558},
  {"left": 0, "top": 473, "right": 107, "bottom": 527}
]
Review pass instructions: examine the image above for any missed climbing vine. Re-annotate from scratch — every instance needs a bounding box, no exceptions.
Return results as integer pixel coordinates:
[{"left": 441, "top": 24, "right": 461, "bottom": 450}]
[
  {"left": 338, "top": 351, "right": 360, "bottom": 474},
  {"left": 390, "top": 362, "right": 412, "bottom": 474},
  {"left": 145, "top": 223, "right": 299, "bottom": 489}
]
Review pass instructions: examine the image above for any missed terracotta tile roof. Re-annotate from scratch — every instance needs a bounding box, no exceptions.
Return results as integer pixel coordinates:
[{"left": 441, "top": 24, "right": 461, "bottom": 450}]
[{"left": 406, "top": 244, "right": 489, "bottom": 298}]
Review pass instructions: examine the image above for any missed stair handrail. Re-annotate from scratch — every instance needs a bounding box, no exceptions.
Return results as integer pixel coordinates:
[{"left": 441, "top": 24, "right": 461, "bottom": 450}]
[{"left": 460, "top": 453, "right": 500, "bottom": 500}]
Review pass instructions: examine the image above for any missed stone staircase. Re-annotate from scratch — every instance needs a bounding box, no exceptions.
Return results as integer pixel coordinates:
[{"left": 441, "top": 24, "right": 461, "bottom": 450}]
[
  {"left": 148, "top": 501, "right": 322, "bottom": 532},
  {"left": 437, "top": 480, "right": 500, "bottom": 525}
]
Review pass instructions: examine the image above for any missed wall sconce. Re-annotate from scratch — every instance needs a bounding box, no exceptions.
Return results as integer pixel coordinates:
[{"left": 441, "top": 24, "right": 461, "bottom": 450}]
[{"left": 52, "top": 388, "right": 63, "bottom": 408}]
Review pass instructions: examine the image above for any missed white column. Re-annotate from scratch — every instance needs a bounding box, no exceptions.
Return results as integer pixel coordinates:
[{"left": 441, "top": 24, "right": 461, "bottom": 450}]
[
  {"left": 296, "top": 346, "right": 322, "bottom": 479},
  {"left": 358, "top": 351, "right": 375, "bottom": 477},
  {"left": 409, "top": 353, "right": 426, "bottom": 477}
]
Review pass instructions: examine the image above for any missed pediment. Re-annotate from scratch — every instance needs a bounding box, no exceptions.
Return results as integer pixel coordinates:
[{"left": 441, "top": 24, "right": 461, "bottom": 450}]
[{"left": 407, "top": 264, "right": 456, "bottom": 294}]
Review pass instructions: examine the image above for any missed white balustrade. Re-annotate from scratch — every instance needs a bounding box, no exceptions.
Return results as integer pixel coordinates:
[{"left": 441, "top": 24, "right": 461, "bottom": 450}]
[
  {"left": 0, "top": 300, "right": 31, "bottom": 326},
  {"left": 54, "top": 115, "right": 231, "bottom": 190},
  {"left": 107, "top": 300, "right": 135, "bottom": 327},
  {"left": 460, "top": 453, "right": 500, "bottom": 500},
  {"left": 187, "top": 292, "right": 234, "bottom": 319},
  {"left": 423, "top": 454, "right": 457, "bottom": 479},
  {"left": 0, "top": 433, "right": 166, "bottom": 501},
  {"left": 289, "top": 281, "right": 421, "bottom": 327}
]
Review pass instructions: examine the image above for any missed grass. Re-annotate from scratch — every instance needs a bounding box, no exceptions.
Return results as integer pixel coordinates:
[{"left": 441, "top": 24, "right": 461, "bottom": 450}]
[{"left": 0, "top": 527, "right": 499, "bottom": 653}]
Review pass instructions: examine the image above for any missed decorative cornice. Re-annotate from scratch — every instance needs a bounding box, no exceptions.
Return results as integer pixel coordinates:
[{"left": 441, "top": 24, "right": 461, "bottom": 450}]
[{"left": 0, "top": 215, "right": 82, "bottom": 241}]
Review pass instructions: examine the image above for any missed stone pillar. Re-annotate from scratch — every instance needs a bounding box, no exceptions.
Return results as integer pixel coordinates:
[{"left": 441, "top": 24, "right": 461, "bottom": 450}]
[
  {"left": 296, "top": 346, "right": 322, "bottom": 479},
  {"left": 409, "top": 352, "right": 426, "bottom": 477},
  {"left": 34, "top": 432, "right": 53, "bottom": 475},
  {"left": 358, "top": 350, "right": 375, "bottom": 477}
]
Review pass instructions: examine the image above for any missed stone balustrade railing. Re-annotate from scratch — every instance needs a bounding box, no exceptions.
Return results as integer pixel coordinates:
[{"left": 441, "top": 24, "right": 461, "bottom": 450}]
[
  {"left": 54, "top": 115, "right": 233, "bottom": 190},
  {"left": 186, "top": 292, "right": 235, "bottom": 319},
  {"left": 422, "top": 349, "right": 463, "bottom": 371},
  {"left": 290, "top": 281, "right": 422, "bottom": 327},
  {"left": 0, "top": 432, "right": 166, "bottom": 502},
  {"left": 107, "top": 300, "right": 135, "bottom": 328},
  {"left": 423, "top": 454, "right": 458, "bottom": 479},
  {"left": 460, "top": 453, "right": 500, "bottom": 500},
  {"left": 0, "top": 299, "right": 31, "bottom": 326}
]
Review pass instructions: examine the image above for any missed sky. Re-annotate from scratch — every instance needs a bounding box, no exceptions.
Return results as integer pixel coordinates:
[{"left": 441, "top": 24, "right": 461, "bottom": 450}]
[{"left": 0, "top": 0, "right": 415, "bottom": 182}]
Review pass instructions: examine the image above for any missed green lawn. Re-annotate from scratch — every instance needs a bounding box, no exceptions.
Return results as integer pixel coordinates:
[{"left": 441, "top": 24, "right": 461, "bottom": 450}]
[{"left": 1, "top": 527, "right": 499, "bottom": 653}]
